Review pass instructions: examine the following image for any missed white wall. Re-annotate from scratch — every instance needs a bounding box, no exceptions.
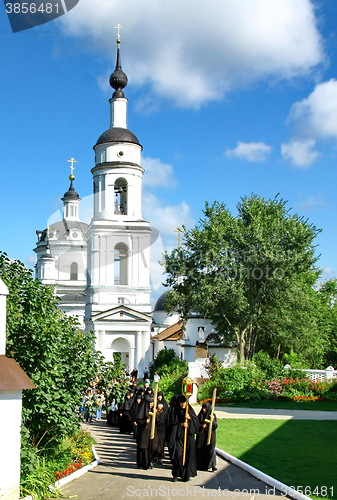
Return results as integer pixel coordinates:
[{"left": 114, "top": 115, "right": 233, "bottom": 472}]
[{"left": 0, "top": 391, "right": 22, "bottom": 500}]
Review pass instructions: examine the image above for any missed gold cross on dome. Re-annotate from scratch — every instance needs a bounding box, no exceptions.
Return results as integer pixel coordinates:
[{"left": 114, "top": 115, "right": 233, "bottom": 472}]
[
  {"left": 174, "top": 227, "right": 184, "bottom": 248},
  {"left": 68, "top": 157, "right": 77, "bottom": 175},
  {"left": 115, "top": 24, "right": 123, "bottom": 42}
]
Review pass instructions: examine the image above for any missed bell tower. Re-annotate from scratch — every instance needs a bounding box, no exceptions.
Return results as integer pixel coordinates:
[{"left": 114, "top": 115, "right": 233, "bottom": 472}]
[{"left": 85, "top": 30, "right": 152, "bottom": 373}]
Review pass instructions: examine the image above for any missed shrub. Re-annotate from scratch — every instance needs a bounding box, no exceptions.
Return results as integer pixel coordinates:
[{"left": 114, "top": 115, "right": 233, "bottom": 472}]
[
  {"left": 157, "top": 374, "right": 186, "bottom": 403},
  {"left": 197, "top": 363, "right": 266, "bottom": 402},
  {"left": 151, "top": 348, "right": 188, "bottom": 378},
  {"left": 20, "top": 430, "right": 95, "bottom": 499},
  {"left": 197, "top": 358, "right": 337, "bottom": 403},
  {"left": 253, "top": 351, "right": 286, "bottom": 379}
]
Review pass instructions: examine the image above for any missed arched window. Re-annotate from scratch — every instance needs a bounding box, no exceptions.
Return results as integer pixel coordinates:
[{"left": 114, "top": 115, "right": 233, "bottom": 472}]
[
  {"left": 114, "top": 243, "right": 128, "bottom": 285},
  {"left": 114, "top": 178, "right": 128, "bottom": 215},
  {"left": 70, "top": 262, "right": 78, "bottom": 281}
]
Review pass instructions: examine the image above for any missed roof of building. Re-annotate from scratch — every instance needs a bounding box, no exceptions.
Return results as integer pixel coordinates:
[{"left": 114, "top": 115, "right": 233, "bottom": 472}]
[
  {"left": 153, "top": 290, "right": 180, "bottom": 313},
  {"left": 62, "top": 179, "right": 80, "bottom": 201},
  {"left": 109, "top": 38, "right": 128, "bottom": 98},
  {"left": 95, "top": 127, "right": 141, "bottom": 147},
  {"left": 0, "top": 355, "right": 36, "bottom": 391},
  {"left": 37, "top": 220, "right": 88, "bottom": 243},
  {"left": 151, "top": 321, "right": 184, "bottom": 341}
]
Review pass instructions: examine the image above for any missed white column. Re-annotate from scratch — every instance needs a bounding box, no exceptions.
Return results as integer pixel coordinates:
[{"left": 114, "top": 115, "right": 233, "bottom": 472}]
[
  {"left": 130, "top": 345, "right": 135, "bottom": 375},
  {"left": 0, "top": 279, "right": 9, "bottom": 355},
  {"left": 136, "top": 330, "right": 142, "bottom": 366},
  {"left": 110, "top": 97, "right": 127, "bottom": 129}
]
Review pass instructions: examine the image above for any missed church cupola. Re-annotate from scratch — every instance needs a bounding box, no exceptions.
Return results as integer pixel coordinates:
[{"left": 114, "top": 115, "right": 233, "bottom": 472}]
[
  {"left": 62, "top": 157, "right": 81, "bottom": 221},
  {"left": 92, "top": 32, "right": 144, "bottom": 221}
]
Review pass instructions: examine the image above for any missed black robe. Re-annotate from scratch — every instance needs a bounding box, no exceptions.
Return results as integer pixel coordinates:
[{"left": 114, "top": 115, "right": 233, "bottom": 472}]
[
  {"left": 152, "top": 403, "right": 168, "bottom": 462},
  {"left": 131, "top": 396, "right": 143, "bottom": 439},
  {"left": 135, "top": 396, "right": 155, "bottom": 469},
  {"left": 119, "top": 395, "right": 134, "bottom": 434},
  {"left": 167, "top": 395, "right": 200, "bottom": 481},
  {"left": 196, "top": 402, "right": 218, "bottom": 471}
]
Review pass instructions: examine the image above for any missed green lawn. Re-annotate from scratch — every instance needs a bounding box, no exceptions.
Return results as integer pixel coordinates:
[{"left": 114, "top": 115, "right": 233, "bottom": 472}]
[
  {"left": 218, "top": 400, "right": 337, "bottom": 411},
  {"left": 217, "top": 419, "right": 337, "bottom": 499}
]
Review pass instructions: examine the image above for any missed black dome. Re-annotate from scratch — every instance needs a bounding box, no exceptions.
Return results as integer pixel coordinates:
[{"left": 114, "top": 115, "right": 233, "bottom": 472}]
[
  {"left": 62, "top": 180, "right": 79, "bottom": 201},
  {"left": 95, "top": 127, "right": 141, "bottom": 147},
  {"left": 154, "top": 291, "right": 178, "bottom": 312},
  {"left": 109, "top": 68, "right": 128, "bottom": 93}
]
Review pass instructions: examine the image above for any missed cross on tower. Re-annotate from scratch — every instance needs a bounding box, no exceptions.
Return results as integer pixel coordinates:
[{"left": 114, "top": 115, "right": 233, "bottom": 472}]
[
  {"left": 115, "top": 24, "right": 123, "bottom": 42},
  {"left": 174, "top": 227, "right": 184, "bottom": 248},
  {"left": 68, "top": 157, "right": 77, "bottom": 176}
]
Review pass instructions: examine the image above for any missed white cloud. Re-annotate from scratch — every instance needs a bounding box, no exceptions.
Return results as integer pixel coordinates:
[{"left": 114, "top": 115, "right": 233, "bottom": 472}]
[
  {"left": 297, "top": 195, "right": 326, "bottom": 212},
  {"left": 320, "top": 267, "right": 336, "bottom": 282},
  {"left": 26, "top": 255, "right": 37, "bottom": 266},
  {"left": 142, "top": 192, "right": 194, "bottom": 294},
  {"left": 143, "top": 157, "right": 177, "bottom": 188},
  {"left": 225, "top": 141, "right": 272, "bottom": 162},
  {"left": 143, "top": 192, "right": 193, "bottom": 239},
  {"left": 288, "top": 79, "right": 337, "bottom": 140},
  {"left": 281, "top": 139, "right": 320, "bottom": 167},
  {"left": 61, "top": 0, "right": 324, "bottom": 107}
]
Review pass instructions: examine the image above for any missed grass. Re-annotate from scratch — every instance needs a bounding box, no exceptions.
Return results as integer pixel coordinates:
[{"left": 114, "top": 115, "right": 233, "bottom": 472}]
[
  {"left": 217, "top": 419, "right": 337, "bottom": 499},
  {"left": 217, "top": 399, "right": 337, "bottom": 411}
]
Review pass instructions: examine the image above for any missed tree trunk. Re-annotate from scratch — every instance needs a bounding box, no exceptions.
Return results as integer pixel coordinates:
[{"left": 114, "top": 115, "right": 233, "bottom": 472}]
[{"left": 239, "top": 330, "right": 246, "bottom": 361}]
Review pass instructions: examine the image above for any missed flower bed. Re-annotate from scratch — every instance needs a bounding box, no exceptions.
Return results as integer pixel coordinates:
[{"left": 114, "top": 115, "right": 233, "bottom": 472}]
[
  {"left": 198, "top": 373, "right": 337, "bottom": 404},
  {"left": 54, "top": 460, "right": 83, "bottom": 481}
]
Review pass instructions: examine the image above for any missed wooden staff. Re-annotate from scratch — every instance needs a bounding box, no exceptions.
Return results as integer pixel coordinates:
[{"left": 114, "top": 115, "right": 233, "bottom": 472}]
[
  {"left": 206, "top": 388, "right": 217, "bottom": 445},
  {"left": 182, "top": 395, "right": 190, "bottom": 466},
  {"left": 150, "top": 382, "right": 159, "bottom": 439}
]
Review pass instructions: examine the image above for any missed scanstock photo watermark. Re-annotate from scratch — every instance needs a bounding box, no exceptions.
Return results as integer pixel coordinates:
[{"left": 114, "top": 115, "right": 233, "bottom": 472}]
[
  {"left": 126, "top": 485, "right": 335, "bottom": 497},
  {"left": 4, "top": 0, "right": 80, "bottom": 32}
]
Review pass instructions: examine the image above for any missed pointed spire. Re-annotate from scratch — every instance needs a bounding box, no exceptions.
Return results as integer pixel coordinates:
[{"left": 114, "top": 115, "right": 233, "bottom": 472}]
[
  {"left": 109, "top": 28, "right": 128, "bottom": 98},
  {"left": 62, "top": 157, "right": 79, "bottom": 201}
]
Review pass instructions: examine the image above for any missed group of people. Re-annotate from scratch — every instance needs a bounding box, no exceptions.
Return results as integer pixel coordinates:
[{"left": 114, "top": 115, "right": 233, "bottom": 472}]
[
  {"left": 82, "top": 387, "right": 105, "bottom": 422},
  {"left": 107, "top": 384, "right": 218, "bottom": 482}
]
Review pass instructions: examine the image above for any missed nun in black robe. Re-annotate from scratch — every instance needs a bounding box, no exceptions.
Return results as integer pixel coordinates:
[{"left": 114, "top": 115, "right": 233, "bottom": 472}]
[
  {"left": 131, "top": 393, "right": 143, "bottom": 439},
  {"left": 157, "top": 391, "right": 169, "bottom": 412},
  {"left": 166, "top": 395, "right": 178, "bottom": 463},
  {"left": 135, "top": 395, "right": 155, "bottom": 469},
  {"left": 152, "top": 399, "right": 168, "bottom": 464},
  {"left": 119, "top": 393, "right": 134, "bottom": 434},
  {"left": 196, "top": 402, "right": 218, "bottom": 471},
  {"left": 167, "top": 394, "right": 199, "bottom": 482}
]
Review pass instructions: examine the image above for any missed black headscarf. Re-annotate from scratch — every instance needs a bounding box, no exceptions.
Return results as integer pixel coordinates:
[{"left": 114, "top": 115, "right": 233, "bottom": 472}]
[
  {"left": 136, "top": 395, "right": 154, "bottom": 421},
  {"left": 157, "top": 391, "right": 169, "bottom": 411},
  {"left": 123, "top": 393, "right": 134, "bottom": 411},
  {"left": 198, "top": 402, "right": 212, "bottom": 423}
]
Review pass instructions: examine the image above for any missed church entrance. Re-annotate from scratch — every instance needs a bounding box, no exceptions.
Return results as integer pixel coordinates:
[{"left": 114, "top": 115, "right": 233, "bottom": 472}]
[{"left": 111, "top": 337, "right": 131, "bottom": 374}]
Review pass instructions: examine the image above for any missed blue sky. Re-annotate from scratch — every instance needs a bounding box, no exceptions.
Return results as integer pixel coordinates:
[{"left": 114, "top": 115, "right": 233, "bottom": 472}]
[{"left": 1, "top": 0, "right": 337, "bottom": 298}]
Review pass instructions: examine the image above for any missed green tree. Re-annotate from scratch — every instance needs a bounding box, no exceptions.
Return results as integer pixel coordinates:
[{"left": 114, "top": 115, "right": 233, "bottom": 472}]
[
  {"left": 0, "top": 252, "right": 100, "bottom": 451},
  {"left": 253, "top": 274, "right": 328, "bottom": 366},
  {"left": 163, "top": 196, "right": 320, "bottom": 361},
  {"left": 95, "top": 359, "right": 129, "bottom": 405},
  {"left": 317, "top": 279, "right": 337, "bottom": 367}
]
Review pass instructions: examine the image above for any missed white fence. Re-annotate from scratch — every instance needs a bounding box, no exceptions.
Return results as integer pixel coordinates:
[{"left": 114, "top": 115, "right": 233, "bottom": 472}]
[
  {"left": 189, "top": 362, "right": 337, "bottom": 384},
  {"left": 289, "top": 366, "right": 337, "bottom": 383}
]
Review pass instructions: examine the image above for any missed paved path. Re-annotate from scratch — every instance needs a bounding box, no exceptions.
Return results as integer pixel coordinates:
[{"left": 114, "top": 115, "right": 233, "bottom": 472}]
[
  {"left": 58, "top": 408, "right": 337, "bottom": 500},
  {"left": 212, "top": 406, "right": 337, "bottom": 420},
  {"left": 58, "top": 420, "right": 287, "bottom": 500}
]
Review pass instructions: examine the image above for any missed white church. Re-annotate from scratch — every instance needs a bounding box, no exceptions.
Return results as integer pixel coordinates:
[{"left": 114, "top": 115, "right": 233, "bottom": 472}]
[{"left": 34, "top": 37, "right": 237, "bottom": 377}]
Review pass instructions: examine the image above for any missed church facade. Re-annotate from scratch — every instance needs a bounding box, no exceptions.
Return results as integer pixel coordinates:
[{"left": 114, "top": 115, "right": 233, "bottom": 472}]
[
  {"left": 34, "top": 37, "right": 237, "bottom": 377},
  {"left": 34, "top": 37, "right": 152, "bottom": 374}
]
